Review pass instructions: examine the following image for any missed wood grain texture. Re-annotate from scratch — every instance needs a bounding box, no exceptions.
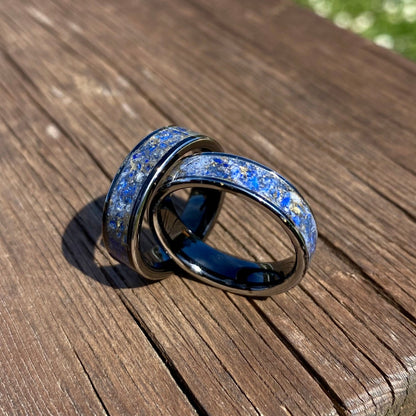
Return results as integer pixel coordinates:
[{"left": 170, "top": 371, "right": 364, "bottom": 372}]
[{"left": 0, "top": 0, "right": 415, "bottom": 415}]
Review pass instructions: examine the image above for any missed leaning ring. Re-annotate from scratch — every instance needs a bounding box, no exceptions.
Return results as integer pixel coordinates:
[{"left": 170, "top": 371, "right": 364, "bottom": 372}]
[
  {"left": 150, "top": 152, "right": 318, "bottom": 296},
  {"left": 102, "top": 126, "right": 223, "bottom": 280}
]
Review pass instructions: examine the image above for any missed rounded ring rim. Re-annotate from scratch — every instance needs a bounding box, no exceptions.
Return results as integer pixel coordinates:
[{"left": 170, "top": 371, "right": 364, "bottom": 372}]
[{"left": 150, "top": 152, "right": 317, "bottom": 296}]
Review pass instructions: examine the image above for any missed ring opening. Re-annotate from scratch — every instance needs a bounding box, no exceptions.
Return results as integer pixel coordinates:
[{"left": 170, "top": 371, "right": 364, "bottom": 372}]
[
  {"left": 139, "top": 187, "right": 222, "bottom": 270},
  {"left": 151, "top": 184, "right": 306, "bottom": 295}
]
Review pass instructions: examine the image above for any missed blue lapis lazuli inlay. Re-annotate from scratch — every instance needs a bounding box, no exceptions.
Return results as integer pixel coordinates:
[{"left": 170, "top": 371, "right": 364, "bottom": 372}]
[
  {"left": 170, "top": 153, "right": 318, "bottom": 258},
  {"left": 104, "top": 126, "right": 199, "bottom": 264}
]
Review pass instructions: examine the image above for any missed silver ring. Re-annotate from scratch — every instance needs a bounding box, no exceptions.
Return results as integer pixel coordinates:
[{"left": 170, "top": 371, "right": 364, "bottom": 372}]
[
  {"left": 150, "top": 152, "right": 318, "bottom": 296},
  {"left": 102, "top": 126, "right": 223, "bottom": 280}
]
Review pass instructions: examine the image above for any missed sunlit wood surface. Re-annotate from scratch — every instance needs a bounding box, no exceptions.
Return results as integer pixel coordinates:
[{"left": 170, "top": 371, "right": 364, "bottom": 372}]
[{"left": 1, "top": 0, "right": 416, "bottom": 414}]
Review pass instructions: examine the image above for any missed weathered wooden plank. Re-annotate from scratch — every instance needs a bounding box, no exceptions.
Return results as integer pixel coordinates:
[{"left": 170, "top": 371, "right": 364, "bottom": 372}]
[
  {"left": 0, "top": 32, "right": 338, "bottom": 416},
  {"left": 206, "top": 201, "right": 416, "bottom": 414},
  {"left": 43, "top": 0, "right": 416, "bottom": 318},
  {"left": 181, "top": 0, "right": 416, "bottom": 167},
  {"left": 0, "top": 0, "right": 415, "bottom": 415},
  {"left": 0, "top": 60, "right": 199, "bottom": 416},
  {"left": 28, "top": 0, "right": 416, "bottom": 316}
]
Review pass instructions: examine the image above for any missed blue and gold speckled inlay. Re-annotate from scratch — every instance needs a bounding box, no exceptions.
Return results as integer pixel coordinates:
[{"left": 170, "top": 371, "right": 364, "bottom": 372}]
[
  {"left": 103, "top": 126, "right": 199, "bottom": 265},
  {"left": 168, "top": 153, "right": 318, "bottom": 259}
]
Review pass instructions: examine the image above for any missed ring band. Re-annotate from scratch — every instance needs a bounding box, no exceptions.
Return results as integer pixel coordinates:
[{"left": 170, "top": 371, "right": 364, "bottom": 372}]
[
  {"left": 150, "top": 152, "right": 317, "bottom": 296},
  {"left": 102, "top": 127, "right": 223, "bottom": 280}
]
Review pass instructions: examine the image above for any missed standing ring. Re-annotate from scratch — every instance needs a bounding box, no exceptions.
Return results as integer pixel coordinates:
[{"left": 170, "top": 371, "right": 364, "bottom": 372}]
[{"left": 102, "top": 126, "right": 223, "bottom": 280}]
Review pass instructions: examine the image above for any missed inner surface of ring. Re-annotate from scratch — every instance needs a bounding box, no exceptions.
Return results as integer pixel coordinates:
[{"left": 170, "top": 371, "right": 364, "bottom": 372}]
[
  {"left": 153, "top": 192, "right": 300, "bottom": 291},
  {"left": 139, "top": 187, "right": 222, "bottom": 270}
]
